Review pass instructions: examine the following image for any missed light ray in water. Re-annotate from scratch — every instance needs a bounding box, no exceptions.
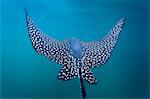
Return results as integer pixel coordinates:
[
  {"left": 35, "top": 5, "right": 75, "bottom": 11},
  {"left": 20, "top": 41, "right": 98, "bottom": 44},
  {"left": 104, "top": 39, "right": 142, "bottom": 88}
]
[{"left": 25, "top": 8, "right": 125, "bottom": 99}]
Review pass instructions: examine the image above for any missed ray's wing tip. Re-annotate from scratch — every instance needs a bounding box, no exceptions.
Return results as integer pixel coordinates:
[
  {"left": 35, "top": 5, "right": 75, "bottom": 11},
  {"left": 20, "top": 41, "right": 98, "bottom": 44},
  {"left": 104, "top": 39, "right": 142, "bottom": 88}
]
[
  {"left": 120, "top": 17, "right": 126, "bottom": 23},
  {"left": 24, "top": 7, "right": 28, "bottom": 16},
  {"left": 117, "top": 17, "right": 126, "bottom": 27},
  {"left": 121, "top": 17, "right": 125, "bottom": 20}
]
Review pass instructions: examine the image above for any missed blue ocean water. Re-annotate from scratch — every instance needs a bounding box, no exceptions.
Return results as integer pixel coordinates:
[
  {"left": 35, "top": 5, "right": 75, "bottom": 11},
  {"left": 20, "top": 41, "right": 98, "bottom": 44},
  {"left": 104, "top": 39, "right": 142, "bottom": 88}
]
[{"left": 1, "top": 0, "right": 149, "bottom": 98}]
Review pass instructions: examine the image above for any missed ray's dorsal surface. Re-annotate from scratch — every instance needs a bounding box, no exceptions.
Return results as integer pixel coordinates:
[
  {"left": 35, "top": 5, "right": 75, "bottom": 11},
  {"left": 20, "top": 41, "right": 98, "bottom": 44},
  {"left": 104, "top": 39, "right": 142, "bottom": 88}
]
[
  {"left": 25, "top": 9, "right": 125, "bottom": 99},
  {"left": 67, "top": 38, "right": 84, "bottom": 59}
]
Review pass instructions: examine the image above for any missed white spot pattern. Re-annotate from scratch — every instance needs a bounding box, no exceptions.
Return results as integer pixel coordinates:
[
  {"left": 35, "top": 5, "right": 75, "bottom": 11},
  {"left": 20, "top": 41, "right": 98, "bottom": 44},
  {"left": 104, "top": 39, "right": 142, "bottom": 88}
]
[
  {"left": 25, "top": 10, "right": 125, "bottom": 84},
  {"left": 26, "top": 13, "right": 78, "bottom": 81},
  {"left": 81, "top": 66, "right": 97, "bottom": 84},
  {"left": 81, "top": 18, "right": 125, "bottom": 68}
]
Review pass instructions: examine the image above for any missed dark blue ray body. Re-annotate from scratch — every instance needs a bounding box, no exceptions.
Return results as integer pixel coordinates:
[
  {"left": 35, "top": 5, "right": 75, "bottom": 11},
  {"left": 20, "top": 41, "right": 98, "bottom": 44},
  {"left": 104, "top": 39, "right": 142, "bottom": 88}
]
[
  {"left": 68, "top": 38, "right": 84, "bottom": 59},
  {"left": 25, "top": 9, "right": 125, "bottom": 99}
]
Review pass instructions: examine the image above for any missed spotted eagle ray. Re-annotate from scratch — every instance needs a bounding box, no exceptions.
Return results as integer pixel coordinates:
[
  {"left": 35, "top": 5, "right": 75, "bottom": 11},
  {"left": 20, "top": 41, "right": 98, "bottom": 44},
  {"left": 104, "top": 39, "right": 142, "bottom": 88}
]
[{"left": 25, "top": 9, "right": 125, "bottom": 99}]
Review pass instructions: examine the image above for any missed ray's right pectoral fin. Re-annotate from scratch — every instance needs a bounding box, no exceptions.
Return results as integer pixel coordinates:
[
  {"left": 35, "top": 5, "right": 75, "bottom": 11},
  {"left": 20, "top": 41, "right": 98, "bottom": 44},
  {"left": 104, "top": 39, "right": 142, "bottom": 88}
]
[{"left": 82, "top": 18, "right": 125, "bottom": 68}]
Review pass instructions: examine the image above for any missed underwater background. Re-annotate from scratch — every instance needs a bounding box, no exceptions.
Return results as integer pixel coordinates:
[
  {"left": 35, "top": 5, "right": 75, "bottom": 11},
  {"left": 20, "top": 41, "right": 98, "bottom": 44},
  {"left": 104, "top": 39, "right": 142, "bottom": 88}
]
[{"left": 1, "top": 0, "right": 149, "bottom": 99}]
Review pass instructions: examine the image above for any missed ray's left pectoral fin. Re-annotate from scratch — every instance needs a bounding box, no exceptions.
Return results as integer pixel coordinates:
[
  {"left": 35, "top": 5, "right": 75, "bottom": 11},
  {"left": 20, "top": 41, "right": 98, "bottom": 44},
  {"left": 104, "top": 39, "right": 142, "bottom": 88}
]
[{"left": 25, "top": 9, "right": 71, "bottom": 66}]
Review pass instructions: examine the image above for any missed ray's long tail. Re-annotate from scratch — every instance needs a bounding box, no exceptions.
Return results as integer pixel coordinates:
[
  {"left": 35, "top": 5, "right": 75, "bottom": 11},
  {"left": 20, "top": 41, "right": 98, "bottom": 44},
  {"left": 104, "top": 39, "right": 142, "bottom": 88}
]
[{"left": 79, "top": 68, "right": 86, "bottom": 99}]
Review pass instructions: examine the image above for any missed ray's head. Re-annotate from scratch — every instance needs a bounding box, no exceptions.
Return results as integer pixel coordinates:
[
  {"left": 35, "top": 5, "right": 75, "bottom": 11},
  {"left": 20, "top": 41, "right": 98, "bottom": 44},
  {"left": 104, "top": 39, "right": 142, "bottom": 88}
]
[{"left": 67, "top": 38, "right": 84, "bottom": 59}]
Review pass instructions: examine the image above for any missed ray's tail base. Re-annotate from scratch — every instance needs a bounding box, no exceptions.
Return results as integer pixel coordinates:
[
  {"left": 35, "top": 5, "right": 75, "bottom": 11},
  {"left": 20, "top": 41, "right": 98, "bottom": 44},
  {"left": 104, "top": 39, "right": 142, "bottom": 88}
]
[{"left": 79, "top": 68, "right": 86, "bottom": 99}]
